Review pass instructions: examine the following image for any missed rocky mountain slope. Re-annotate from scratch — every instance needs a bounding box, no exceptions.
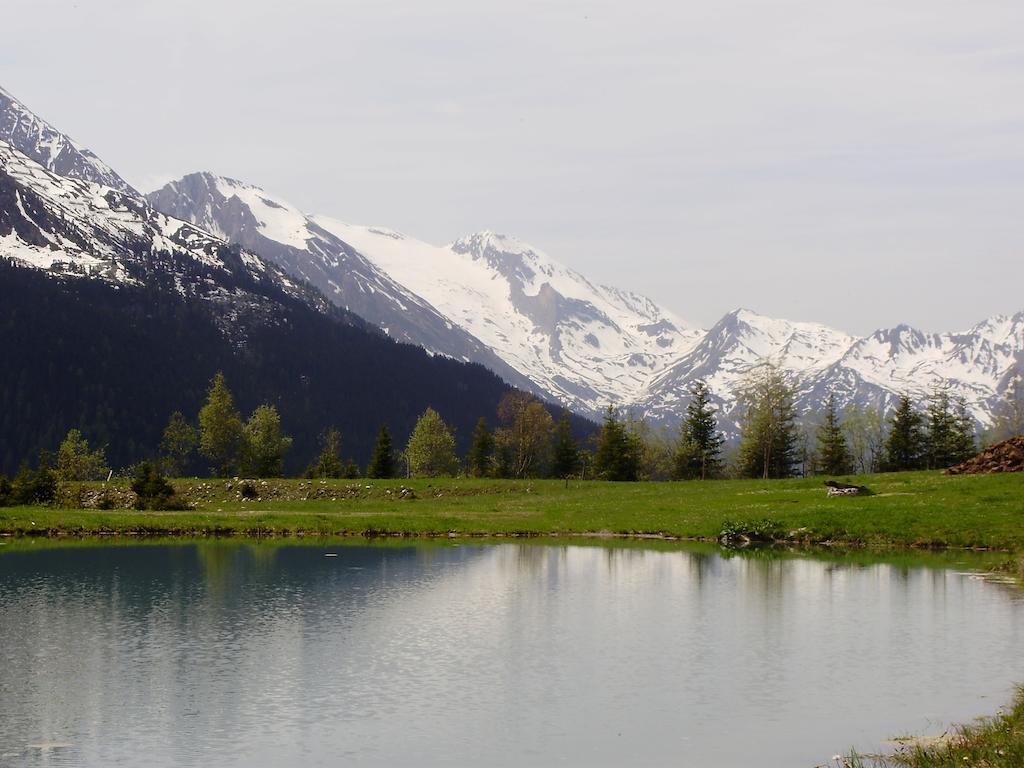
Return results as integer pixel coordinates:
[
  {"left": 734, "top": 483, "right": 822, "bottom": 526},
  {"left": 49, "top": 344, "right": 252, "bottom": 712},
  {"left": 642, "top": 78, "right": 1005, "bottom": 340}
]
[
  {"left": 145, "top": 172, "right": 538, "bottom": 392},
  {"left": 0, "top": 85, "right": 136, "bottom": 195}
]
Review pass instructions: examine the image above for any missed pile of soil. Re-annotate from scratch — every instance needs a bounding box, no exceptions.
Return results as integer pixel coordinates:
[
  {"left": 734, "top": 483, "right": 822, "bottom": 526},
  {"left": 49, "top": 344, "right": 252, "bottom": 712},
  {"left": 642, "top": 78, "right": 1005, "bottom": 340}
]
[{"left": 946, "top": 436, "right": 1024, "bottom": 474}]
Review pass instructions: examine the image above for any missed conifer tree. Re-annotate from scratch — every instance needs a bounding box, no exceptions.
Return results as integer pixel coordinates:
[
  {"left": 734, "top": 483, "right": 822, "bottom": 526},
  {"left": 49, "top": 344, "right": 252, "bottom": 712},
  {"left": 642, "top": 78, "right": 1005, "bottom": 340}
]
[
  {"left": 131, "top": 461, "right": 181, "bottom": 511},
  {"left": 593, "top": 406, "right": 642, "bottom": 481},
  {"left": 816, "top": 393, "right": 853, "bottom": 475},
  {"left": 673, "top": 380, "right": 724, "bottom": 480},
  {"left": 883, "top": 393, "right": 925, "bottom": 471},
  {"left": 160, "top": 411, "right": 198, "bottom": 477},
  {"left": 737, "top": 363, "right": 800, "bottom": 479},
  {"left": 405, "top": 408, "right": 459, "bottom": 478},
  {"left": 198, "top": 372, "right": 245, "bottom": 477},
  {"left": 550, "top": 411, "right": 580, "bottom": 478},
  {"left": 467, "top": 417, "right": 495, "bottom": 478},
  {"left": 11, "top": 452, "right": 57, "bottom": 505},
  {"left": 367, "top": 425, "right": 395, "bottom": 479}
]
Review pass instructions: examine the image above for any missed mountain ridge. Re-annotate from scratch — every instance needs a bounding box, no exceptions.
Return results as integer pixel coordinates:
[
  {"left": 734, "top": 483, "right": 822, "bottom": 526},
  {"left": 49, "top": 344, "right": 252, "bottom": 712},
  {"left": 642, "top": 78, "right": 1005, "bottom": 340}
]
[{"left": 2, "top": 83, "right": 1021, "bottom": 439}]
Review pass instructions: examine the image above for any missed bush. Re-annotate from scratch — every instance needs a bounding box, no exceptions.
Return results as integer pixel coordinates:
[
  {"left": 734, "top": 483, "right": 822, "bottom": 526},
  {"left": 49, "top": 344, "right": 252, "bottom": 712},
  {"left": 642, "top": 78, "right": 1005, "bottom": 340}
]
[
  {"left": 0, "top": 475, "right": 11, "bottom": 506},
  {"left": 10, "top": 455, "right": 57, "bottom": 505},
  {"left": 131, "top": 461, "right": 183, "bottom": 510}
]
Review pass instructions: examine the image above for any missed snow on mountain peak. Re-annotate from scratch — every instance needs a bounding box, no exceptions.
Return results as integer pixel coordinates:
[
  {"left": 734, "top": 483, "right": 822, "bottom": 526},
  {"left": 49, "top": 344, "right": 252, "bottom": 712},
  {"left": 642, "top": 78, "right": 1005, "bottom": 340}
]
[{"left": 0, "top": 84, "right": 137, "bottom": 195}]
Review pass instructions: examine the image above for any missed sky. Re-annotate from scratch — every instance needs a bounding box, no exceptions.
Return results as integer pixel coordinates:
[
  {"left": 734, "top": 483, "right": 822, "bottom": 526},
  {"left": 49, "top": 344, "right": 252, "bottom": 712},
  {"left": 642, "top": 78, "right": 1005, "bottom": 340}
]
[{"left": 3, "top": 0, "right": 1023, "bottom": 335}]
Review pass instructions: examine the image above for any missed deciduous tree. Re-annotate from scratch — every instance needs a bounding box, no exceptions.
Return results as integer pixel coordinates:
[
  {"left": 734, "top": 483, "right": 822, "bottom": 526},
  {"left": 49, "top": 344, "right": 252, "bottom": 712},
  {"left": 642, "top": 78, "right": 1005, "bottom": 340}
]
[
  {"left": 241, "top": 404, "right": 291, "bottom": 477},
  {"left": 198, "top": 372, "right": 244, "bottom": 477},
  {"left": 406, "top": 408, "right": 459, "bottom": 478},
  {"left": 55, "top": 429, "right": 109, "bottom": 481},
  {"left": 160, "top": 411, "right": 198, "bottom": 477},
  {"left": 308, "top": 427, "right": 344, "bottom": 479},
  {"left": 494, "top": 392, "right": 554, "bottom": 478}
]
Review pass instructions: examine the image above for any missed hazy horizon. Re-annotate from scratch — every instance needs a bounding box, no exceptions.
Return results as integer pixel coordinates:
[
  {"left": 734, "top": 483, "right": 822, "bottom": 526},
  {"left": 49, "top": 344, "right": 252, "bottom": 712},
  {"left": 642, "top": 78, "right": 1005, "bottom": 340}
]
[{"left": 4, "top": 0, "right": 1023, "bottom": 335}]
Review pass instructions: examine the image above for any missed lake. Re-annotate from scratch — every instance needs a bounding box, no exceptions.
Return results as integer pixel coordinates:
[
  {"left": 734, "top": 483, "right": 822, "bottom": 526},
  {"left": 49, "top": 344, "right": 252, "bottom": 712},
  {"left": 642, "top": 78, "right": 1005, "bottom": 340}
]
[{"left": 1, "top": 540, "right": 1021, "bottom": 767}]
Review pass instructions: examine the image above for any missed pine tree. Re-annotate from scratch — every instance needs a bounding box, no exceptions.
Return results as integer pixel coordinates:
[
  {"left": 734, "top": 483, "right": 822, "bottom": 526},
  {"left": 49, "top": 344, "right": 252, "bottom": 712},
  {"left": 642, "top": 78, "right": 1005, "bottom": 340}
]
[
  {"left": 467, "top": 417, "right": 495, "bottom": 478},
  {"left": 883, "top": 393, "right": 925, "bottom": 471},
  {"left": 550, "top": 411, "right": 580, "bottom": 478},
  {"left": 737, "top": 363, "right": 800, "bottom": 479},
  {"left": 131, "top": 461, "right": 181, "bottom": 510},
  {"left": 405, "top": 408, "right": 459, "bottom": 478},
  {"left": 673, "top": 380, "right": 724, "bottom": 480},
  {"left": 241, "top": 404, "right": 291, "bottom": 477},
  {"left": 160, "top": 411, "right": 198, "bottom": 477},
  {"left": 593, "top": 406, "right": 641, "bottom": 481},
  {"left": 816, "top": 394, "right": 853, "bottom": 475},
  {"left": 198, "top": 372, "right": 245, "bottom": 477},
  {"left": 11, "top": 452, "right": 57, "bottom": 505},
  {"left": 367, "top": 426, "right": 395, "bottom": 479},
  {"left": 308, "top": 427, "right": 344, "bottom": 479}
]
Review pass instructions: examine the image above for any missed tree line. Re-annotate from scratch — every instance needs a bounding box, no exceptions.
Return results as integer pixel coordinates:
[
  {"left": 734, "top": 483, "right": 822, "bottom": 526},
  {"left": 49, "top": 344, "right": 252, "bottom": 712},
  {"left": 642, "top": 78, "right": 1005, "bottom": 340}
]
[{"left": 0, "top": 364, "right": 999, "bottom": 505}]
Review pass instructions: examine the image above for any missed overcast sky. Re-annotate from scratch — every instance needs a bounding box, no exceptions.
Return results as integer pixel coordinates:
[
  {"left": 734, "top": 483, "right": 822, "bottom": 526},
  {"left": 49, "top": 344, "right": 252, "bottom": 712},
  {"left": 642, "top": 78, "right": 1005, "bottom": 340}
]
[{"left": 4, "top": 0, "right": 1023, "bottom": 334}]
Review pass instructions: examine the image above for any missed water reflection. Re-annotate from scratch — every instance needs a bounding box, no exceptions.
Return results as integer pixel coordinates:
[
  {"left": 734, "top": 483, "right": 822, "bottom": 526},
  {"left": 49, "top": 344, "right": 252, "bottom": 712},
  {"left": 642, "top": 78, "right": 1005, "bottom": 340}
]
[{"left": 0, "top": 541, "right": 1021, "bottom": 768}]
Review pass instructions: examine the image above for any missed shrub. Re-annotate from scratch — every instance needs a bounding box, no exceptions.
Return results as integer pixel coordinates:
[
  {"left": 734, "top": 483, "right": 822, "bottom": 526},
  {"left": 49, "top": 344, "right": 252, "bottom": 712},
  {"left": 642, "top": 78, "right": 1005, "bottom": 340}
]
[
  {"left": 131, "top": 461, "right": 183, "bottom": 510},
  {"left": 11, "top": 455, "right": 57, "bottom": 505}
]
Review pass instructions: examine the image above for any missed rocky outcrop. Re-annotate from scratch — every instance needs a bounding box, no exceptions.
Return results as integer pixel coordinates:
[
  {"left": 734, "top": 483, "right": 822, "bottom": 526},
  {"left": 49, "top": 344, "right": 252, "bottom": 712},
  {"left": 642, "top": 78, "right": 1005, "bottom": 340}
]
[{"left": 946, "top": 436, "right": 1024, "bottom": 474}]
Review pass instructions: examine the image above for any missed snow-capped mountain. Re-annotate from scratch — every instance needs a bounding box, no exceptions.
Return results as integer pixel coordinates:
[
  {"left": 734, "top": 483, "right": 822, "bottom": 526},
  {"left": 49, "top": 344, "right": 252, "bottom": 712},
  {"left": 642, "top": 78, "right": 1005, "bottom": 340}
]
[
  {"left": 0, "top": 85, "right": 136, "bottom": 195},
  {"left": 0, "top": 137, "right": 339, "bottom": 345},
  {"left": 3, "top": 82, "right": 1018, "bottom": 437},
  {"left": 639, "top": 308, "right": 1024, "bottom": 435},
  {"left": 145, "top": 173, "right": 538, "bottom": 392},
  {"left": 641, "top": 309, "right": 856, "bottom": 428},
  {"left": 0, "top": 92, "right": 557, "bottom": 475},
  {"left": 147, "top": 166, "right": 1022, "bottom": 433},
  {"left": 310, "top": 220, "right": 703, "bottom": 413}
]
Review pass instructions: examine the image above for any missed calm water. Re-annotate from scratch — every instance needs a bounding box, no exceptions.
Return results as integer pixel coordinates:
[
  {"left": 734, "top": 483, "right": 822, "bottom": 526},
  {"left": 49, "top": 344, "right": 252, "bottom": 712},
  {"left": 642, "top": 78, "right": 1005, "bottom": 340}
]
[{"left": 1, "top": 541, "right": 1022, "bottom": 768}]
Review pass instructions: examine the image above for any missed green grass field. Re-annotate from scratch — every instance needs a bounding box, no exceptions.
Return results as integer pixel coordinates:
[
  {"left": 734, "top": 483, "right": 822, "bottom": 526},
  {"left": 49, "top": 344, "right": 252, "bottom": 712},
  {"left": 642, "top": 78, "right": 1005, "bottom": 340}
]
[{"left": 2, "top": 470, "right": 1022, "bottom": 551}]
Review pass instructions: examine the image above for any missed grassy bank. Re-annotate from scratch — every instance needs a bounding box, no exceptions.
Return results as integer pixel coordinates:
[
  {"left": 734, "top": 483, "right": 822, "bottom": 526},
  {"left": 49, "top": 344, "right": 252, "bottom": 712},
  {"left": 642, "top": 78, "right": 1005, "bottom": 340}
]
[
  {"left": 843, "top": 688, "right": 1024, "bottom": 767},
  {"left": 1, "top": 470, "right": 1022, "bottom": 551}
]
